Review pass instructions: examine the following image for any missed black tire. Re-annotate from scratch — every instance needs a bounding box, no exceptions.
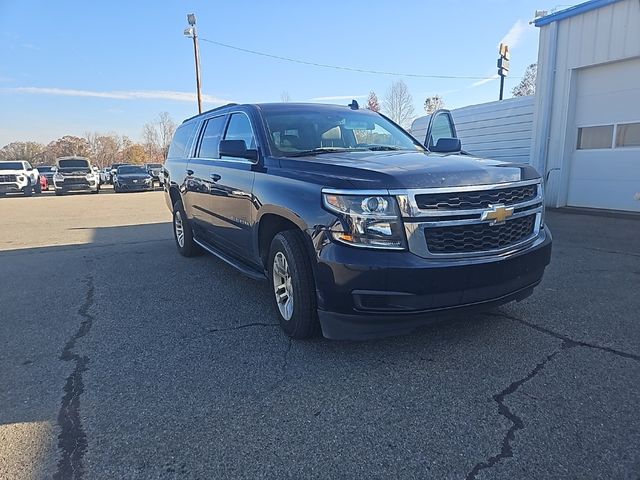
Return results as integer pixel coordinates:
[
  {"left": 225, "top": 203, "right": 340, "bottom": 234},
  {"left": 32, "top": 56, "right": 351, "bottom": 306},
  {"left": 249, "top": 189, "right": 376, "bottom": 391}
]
[
  {"left": 114, "top": 184, "right": 120, "bottom": 193},
  {"left": 34, "top": 180, "right": 42, "bottom": 194},
  {"left": 55, "top": 190, "right": 64, "bottom": 196},
  {"left": 172, "top": 200, "right": 202, "bottom": 257},
  {"left": 23, "top": 181, "right": 33, "bottom": 197},
  {"left": 268, "top": 230, "right": 319, "bottom": 339}
]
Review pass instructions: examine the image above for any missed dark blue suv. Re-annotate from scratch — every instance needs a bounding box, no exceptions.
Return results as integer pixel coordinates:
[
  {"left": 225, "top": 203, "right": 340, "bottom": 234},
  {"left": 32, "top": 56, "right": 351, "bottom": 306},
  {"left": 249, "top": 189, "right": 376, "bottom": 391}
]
[{"left": 164, "top": 102, "right": 551, "bottom": 340}]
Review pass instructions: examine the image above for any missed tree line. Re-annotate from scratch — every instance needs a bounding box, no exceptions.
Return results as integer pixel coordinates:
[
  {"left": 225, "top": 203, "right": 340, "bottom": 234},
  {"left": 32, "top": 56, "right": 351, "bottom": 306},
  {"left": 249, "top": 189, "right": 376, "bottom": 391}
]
[
  {"left": 0, "top": 112, "right": 176, "bottom": 168},
  {"left": 364, "top": 80, "right": 445, "bottom": 129}
]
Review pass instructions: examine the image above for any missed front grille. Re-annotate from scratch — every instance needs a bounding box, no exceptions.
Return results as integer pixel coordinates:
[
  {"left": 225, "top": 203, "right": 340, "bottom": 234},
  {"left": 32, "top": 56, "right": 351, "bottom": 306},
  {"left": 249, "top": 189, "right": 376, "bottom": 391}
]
[
  {"left": 0, "top": 174, "right": 17, "bottom": 182},
  {"left": 62, "top": 177, "right": 89, "bottom": 185},
  {"left": 415, "top": 184, "right": 537, "bottom": 210},
  {"left": 425, "top": 214, "right": 536, "bottom": 254}
]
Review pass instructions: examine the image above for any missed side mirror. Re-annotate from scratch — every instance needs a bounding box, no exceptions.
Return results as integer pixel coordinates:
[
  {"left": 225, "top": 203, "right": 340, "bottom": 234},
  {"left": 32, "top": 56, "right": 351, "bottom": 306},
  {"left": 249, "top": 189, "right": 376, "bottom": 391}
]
[
  {"left": 51, "top": 166, "right": 58, "bottom": 172},
  {"left": 431, "top": 137, "right": 462, "bottom": 153},
  {"left": 219, "top": 139, "right": 258, "bottom": 161}
]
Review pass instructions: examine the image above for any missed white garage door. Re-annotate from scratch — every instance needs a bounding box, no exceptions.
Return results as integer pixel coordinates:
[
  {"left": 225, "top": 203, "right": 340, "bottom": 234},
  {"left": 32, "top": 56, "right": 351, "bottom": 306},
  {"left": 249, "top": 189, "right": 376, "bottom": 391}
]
[{"left": 568, "top": 57, "right": 640, "bottom": 212}]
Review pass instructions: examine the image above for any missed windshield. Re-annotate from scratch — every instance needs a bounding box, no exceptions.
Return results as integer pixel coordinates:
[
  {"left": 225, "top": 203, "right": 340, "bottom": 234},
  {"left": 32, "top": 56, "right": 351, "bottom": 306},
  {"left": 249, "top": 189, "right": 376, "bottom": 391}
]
[
  {"left": 0, "top": 162, "right": 23, "bottom": 170},
  {"left": 58, "top": 159, "right": 89, "bottom": 168},
  {"left": 146, "top": 164, "right": 162, "bottom": 168},
  {"left": 38, "top": 166, "right": 53, "bottom": 172},
  {"left": 118, "top": 166, "right": 146, "bottom": 174},
  {"left": 262, "top": 108, "right": 424, "bottom": 157}
]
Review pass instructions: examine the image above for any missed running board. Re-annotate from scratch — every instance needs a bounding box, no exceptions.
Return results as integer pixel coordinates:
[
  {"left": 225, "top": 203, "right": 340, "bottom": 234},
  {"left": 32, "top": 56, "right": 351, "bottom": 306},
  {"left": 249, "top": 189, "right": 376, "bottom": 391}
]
[{"left": 193, "top": 237, "right": 267, "bottom": 281}]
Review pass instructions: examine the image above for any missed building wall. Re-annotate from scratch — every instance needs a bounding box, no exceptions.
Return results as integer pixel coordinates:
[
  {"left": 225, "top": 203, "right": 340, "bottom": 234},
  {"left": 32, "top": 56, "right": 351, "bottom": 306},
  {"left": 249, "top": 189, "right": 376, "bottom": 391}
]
[
  {"left": 531, "top": 0, "right": 640, "bottom": 207},
  {"left": 410, "top": 96, "right": 534, "bottom": 163}
]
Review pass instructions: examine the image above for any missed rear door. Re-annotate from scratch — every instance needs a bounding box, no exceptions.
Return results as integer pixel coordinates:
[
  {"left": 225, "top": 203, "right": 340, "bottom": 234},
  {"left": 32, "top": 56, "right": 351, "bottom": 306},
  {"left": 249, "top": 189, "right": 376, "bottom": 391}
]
[{"left": 185, "top": 114, "right": 228, "bottom": 237}]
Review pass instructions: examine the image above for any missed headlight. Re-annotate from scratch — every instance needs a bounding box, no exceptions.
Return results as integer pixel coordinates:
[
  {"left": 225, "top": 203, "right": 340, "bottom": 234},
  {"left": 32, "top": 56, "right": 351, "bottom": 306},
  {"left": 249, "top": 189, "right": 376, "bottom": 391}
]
[
  {"left": 54, "top": 173, "right": 64, "bottom": 181},
  {"left": 322, "top": 192, "right": 406, "bottom": 249},
  {"left": 17, "top": 175, "right": 25, "bottom": 182},
  {"left": 86, "top": 174, "right": 94, "bottom": 180}
]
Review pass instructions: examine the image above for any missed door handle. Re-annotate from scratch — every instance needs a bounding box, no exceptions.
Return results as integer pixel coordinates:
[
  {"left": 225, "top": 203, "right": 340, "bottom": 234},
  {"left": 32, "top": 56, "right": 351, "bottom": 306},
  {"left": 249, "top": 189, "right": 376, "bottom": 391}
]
[
  {"left": 210, "top": 173, "right": 221, "bottom": 182},
  {"left": 186, "top": 169, "right": 194, "bottom": 176}
]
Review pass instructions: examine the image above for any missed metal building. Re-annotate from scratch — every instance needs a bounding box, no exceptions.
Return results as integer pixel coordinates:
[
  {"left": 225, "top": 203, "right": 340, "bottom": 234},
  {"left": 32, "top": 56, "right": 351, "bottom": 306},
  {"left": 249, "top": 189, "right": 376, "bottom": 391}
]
[{"left": 531, "top": 0, "right": 640, "bottom": 212}]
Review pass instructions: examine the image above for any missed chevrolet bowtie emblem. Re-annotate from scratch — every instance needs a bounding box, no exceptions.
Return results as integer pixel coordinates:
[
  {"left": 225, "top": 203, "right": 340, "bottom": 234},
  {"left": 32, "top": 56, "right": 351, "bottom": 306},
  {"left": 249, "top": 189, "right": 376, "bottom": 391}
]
[{"left": 481, "top": 204, "right": 514, "bottom": 225}]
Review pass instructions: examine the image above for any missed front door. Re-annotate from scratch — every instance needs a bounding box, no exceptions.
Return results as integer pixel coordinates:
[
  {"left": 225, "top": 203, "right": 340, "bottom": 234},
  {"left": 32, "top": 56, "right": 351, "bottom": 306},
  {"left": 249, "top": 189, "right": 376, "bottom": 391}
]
[{"left": 207, "top": 112, "right": 257, "bottom": 257}]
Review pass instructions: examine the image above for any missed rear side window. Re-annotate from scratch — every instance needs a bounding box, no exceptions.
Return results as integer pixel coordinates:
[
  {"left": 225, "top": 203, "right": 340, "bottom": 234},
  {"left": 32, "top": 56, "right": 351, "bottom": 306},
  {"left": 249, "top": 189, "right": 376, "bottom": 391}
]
[
  {"left": 577, "top": 125, "right": 613, "bottom": 150},
  {"left": 197, "top": 115, "right": 227, "bottom": 158},
  {"left": 167, "top": 122, "right": 198, "bottom": 159}
]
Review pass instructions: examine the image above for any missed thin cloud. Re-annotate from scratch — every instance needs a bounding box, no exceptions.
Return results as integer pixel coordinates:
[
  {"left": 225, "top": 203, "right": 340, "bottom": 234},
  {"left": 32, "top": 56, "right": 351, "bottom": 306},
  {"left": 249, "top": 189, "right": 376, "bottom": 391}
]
[
  {"left": 499, "top": 19, "right": 529, "bottom": 49},
  {"left": 4, "top": 87, "right": 231, "bottom": 104},
  {"left": 471, "top": 74, "right": 500, "bottom": 87},
  {"left": 309, "top": 94, "right": 367, "bottom": 101}
]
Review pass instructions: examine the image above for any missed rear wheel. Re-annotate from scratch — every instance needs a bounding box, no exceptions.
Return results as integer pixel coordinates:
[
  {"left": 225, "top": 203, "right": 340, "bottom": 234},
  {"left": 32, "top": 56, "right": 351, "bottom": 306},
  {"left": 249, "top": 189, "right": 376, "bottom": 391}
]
[
  {"left": 172, "top": 200, "right": 202, "bottom": 257},
  {"left": 268, "top": 230, "right": 319, "bottom": 339}
]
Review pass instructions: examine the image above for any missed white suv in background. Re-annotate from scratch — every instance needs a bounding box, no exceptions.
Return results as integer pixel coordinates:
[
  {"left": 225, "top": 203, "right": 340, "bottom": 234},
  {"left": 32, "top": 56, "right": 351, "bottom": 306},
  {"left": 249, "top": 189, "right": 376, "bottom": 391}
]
[{"left": 0, "top": 160, "right": 41, "bottom": 196}]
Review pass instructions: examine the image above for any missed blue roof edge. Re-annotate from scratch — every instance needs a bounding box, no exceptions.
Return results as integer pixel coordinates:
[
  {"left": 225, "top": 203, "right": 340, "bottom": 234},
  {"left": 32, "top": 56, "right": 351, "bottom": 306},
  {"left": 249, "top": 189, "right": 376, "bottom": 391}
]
[{"left": 534, "top": 0, "right": 621, "bottom": 26}]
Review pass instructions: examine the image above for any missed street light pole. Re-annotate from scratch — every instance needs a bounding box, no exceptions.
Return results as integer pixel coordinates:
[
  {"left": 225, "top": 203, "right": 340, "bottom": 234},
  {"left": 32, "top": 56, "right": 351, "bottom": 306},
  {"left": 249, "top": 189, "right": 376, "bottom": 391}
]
[{"left": 185, "top": 14, "right": 202, "bottom": 114}]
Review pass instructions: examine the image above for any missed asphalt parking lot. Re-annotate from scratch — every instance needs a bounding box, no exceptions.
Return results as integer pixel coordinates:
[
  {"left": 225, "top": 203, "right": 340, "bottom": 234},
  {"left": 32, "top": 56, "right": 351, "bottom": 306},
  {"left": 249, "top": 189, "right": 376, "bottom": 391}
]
[{"left": 1, "top": 188, "right": 639, "bottom": 480}]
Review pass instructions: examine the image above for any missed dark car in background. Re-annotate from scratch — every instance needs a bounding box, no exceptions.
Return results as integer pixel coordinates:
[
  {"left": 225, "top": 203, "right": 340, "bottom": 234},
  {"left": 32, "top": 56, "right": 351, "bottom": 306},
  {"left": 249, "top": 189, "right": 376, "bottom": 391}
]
[
  {"left": 37, "top": 165, "right": 55, "bottom": 189},
  {"left": 113, "top": 165, "right": 153, "bottom": 193},
  {"left": 108, "top": 163, "right": 128, "bottom": 184},
  {"left": 163, "top": 102, "right": 552, "bottom": 340}
]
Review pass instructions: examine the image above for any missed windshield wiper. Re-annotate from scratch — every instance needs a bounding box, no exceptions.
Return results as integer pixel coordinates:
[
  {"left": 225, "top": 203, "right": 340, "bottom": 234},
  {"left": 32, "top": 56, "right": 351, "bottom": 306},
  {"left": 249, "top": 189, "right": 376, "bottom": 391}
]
[
  {"left": 287, "top": 148, "right": 355, "bottom": 157},
  {"left": 365, "top": 145, "right": 402, "bottom": 151}
]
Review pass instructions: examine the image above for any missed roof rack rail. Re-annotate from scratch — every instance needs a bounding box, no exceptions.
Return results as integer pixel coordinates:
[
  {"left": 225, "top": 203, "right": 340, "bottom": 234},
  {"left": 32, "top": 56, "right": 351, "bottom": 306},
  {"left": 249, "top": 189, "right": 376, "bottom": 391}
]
[{"left": 182, "top": 103, "right": 238, "bottom": 123}]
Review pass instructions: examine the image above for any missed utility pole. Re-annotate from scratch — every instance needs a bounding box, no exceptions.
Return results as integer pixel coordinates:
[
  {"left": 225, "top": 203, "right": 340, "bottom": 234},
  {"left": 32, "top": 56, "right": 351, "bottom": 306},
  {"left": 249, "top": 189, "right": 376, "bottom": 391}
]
[
  {"left": 497, "top": 43, "right": 510, "bottom": 101},
  {"left": 184, "top": 13, "right": 202, "bottom": 114}
]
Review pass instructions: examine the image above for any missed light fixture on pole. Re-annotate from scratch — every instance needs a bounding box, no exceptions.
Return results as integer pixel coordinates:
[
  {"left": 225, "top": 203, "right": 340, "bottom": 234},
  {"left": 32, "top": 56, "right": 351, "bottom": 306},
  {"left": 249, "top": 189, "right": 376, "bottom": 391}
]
[{"left": 184, "top": 13, "right": 202, "bottom": 114}]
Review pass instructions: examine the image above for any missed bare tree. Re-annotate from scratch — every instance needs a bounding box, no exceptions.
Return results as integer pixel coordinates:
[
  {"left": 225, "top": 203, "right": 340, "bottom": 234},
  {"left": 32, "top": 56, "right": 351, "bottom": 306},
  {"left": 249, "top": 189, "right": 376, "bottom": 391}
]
[
  {"left": 383, "top": 80, "right": 415, "bottom": 129},
  {"left": 365, "top": 91, "right": 380, "bottom": 112},
  {"left": 280, "top": 91, "right": 291, "bottom": 102},
  {"left": 512, "top": 63, "right": 537, "bottom": 97},
  {"left": 142, "top": 112, "right": 176, "bottom": 163},
  {"left": 423, "top": 95, "right": 445, "bottom": 114},
  {"left": 0, "top": 141, "right": 45, "bottom": 163}
]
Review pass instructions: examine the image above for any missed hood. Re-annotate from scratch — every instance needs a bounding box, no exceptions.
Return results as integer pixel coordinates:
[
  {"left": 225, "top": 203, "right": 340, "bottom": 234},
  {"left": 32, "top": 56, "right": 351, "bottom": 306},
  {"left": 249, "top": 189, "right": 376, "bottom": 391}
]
[
  {"left": 274, "top": 151, "right": 540, "bottom": 190},
  {"left": 57, "top": 167, "right": 91, "bottom": 175},
  {"left": 117, "top": 172, "right": 150, "bottom": 180}
]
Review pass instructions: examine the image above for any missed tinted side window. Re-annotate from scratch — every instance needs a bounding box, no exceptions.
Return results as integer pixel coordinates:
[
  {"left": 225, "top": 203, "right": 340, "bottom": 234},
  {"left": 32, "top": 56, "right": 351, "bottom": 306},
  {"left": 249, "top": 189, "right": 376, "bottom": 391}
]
[
  {"left": 167, "top": 122, "right": 197, "bottom": 159},
  {"left": 429, "top": 113, "right": 455, "bottom": 147},
  {"left": 224, "top": 113, "right": 255, "bottom": 150},
  {"left": 198, "top": 115, "right": 227, "bottom": 158}
]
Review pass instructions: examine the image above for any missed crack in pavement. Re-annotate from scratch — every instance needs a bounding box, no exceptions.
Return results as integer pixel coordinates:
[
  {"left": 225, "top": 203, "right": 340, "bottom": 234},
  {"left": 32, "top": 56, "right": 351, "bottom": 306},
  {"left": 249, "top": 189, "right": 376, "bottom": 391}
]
[
  {"left": 467, "top": 310, "right": 640, "bottom": 478},
  {"left": 53, "top": 274, "right": 95, "bottom": 480},
  {"left": 486, "top": 311, "right": 640, "bottom": 363},
  {"left": 206, "top": 322, "right": 279, "bottom": 333},
  {"left": 466, "top": 347, "right": 564, "bottom": 479}
]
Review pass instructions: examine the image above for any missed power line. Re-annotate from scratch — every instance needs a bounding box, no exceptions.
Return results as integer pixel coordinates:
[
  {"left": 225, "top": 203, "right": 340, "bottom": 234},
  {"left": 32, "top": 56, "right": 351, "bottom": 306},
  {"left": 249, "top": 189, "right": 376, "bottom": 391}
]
[{"left": 199, "top": 37, "right": 519, "bottom": 80}]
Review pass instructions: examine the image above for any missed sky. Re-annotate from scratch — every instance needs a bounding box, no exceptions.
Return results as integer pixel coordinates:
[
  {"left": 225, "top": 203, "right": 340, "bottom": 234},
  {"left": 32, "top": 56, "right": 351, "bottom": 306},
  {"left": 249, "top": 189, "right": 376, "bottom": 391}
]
[{"left": 0, "top": 0, "right": 579, "bottom": 146}]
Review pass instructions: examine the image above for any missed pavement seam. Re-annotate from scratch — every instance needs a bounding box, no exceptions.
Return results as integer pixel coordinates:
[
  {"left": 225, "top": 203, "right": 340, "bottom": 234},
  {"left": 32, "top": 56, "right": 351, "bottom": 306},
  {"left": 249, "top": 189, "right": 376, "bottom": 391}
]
[
  {"left": 53, "top": 274, "right": 94, "bottom": 480},
  {"left": 486, "top": 311, "right": 640, "bottom": 363}
]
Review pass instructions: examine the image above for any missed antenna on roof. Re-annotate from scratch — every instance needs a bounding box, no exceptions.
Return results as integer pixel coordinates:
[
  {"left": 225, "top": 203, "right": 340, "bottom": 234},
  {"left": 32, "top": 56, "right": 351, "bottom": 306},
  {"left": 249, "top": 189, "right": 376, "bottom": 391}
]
[{"left": 348, "top": 100, "right": 359, "bottom": 110}]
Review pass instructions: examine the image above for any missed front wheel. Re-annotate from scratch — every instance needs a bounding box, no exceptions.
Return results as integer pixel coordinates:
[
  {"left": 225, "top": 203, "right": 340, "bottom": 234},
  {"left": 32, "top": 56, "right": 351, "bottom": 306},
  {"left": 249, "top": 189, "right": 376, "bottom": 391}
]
[{"left": 268, "top": 230, "right": 319, "bottom": 339}]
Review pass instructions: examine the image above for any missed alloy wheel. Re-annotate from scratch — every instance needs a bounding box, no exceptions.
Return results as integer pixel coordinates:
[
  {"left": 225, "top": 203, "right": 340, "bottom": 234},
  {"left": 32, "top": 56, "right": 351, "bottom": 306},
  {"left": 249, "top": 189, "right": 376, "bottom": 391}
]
[
  {"left": 272, "top": 251, "right": 294, "bottom": 320},
  {"left": 174, "top": 210, "right": 185, "bottom": 248}
]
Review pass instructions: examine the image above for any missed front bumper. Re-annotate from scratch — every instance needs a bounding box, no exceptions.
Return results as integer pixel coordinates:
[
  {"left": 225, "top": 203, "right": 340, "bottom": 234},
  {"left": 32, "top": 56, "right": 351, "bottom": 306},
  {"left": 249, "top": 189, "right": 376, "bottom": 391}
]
[
  {"left": 116, "top": 182, "right": 153, "bottom": 191},
  {"left": 313, "top": 226, "right": 552, "bottom": 340},
  {"left": 0, "top": 183, "right": 22, "bottom": 193},
  {"left": 54, "top": 180, "right": 98, "bottom": 193}
]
